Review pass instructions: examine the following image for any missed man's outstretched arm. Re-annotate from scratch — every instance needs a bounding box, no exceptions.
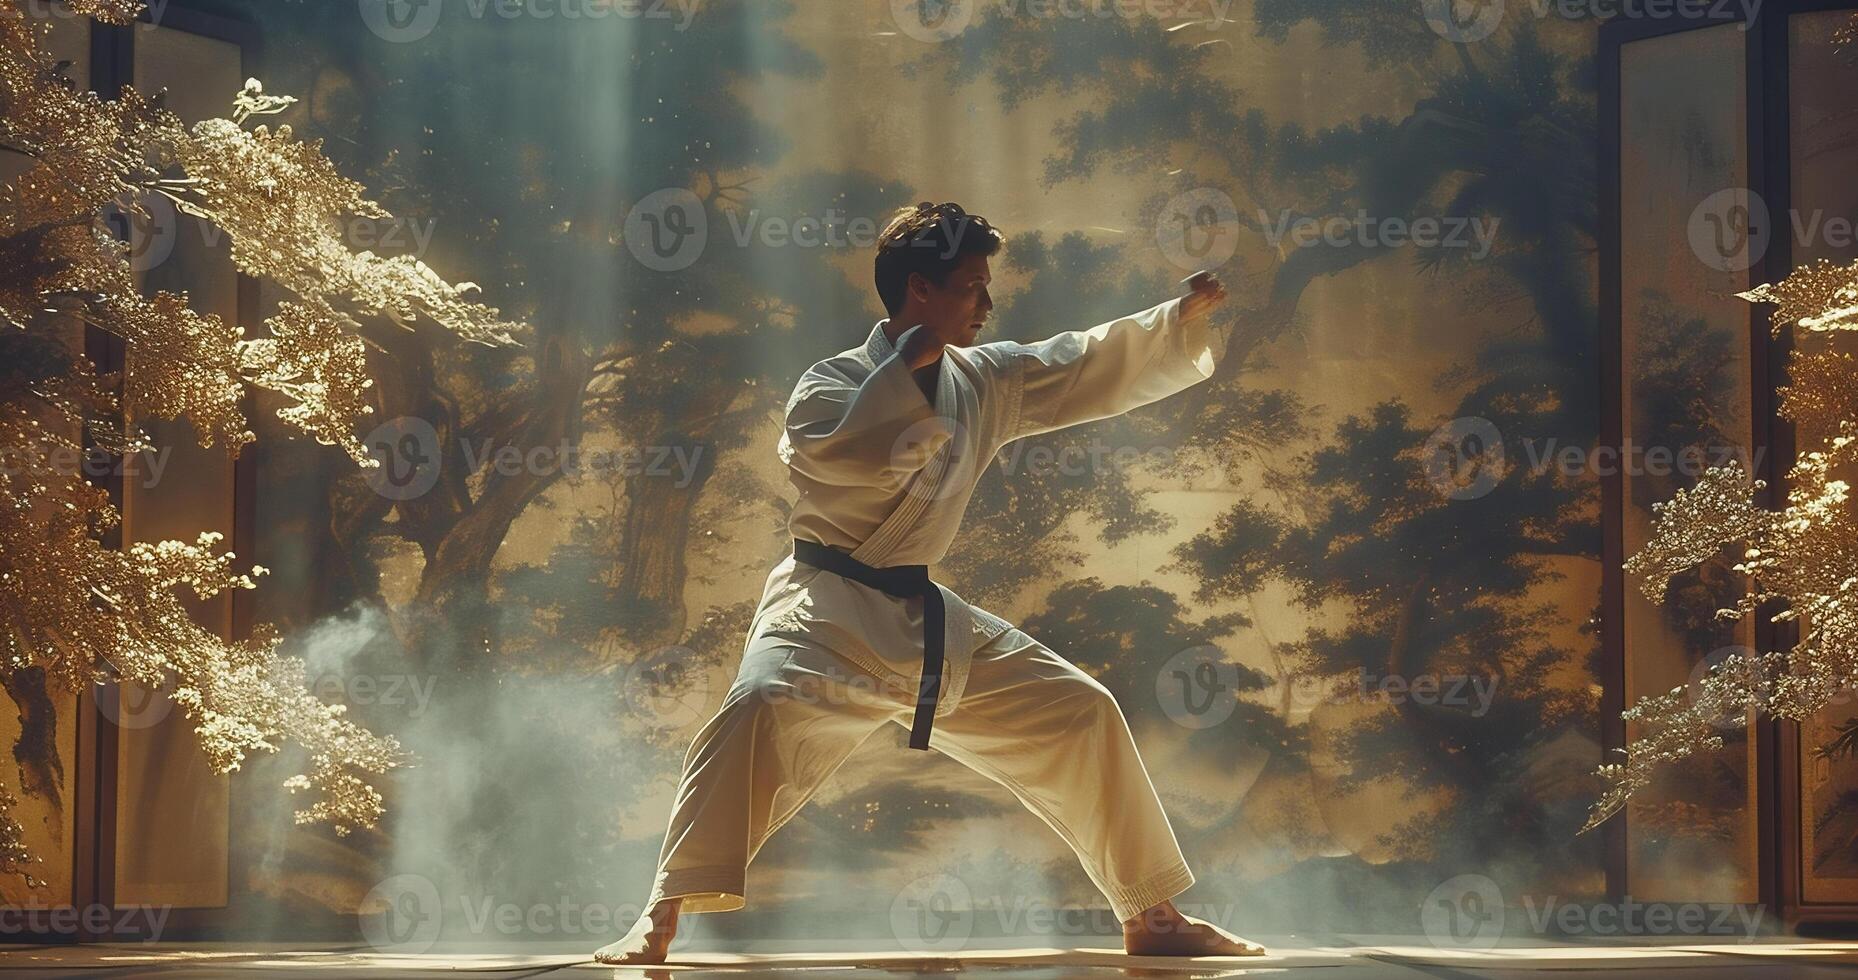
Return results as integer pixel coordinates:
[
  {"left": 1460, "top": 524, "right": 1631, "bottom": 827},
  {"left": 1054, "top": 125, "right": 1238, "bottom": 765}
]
[
  {"left": 981, "top": 272, "right": 1228, "bottom": 441},
  {"left": 778, "top": 323, "right": 952, "bottom": 489}
]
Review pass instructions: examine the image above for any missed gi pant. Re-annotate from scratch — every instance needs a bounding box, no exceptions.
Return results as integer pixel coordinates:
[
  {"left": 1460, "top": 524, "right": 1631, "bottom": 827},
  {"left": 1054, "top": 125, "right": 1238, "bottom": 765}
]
[{"left": 644, "top": 624, "right": 1197, "bottom": 924}]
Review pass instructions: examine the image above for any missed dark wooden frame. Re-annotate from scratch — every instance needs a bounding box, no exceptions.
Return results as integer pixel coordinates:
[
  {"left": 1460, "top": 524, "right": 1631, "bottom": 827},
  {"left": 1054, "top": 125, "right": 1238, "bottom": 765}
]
[
  {"left": 1752, "top": 0, "right": 1858, "bottom": 931},
  {"left": 1599, "top": 0, "right": 1858, "bottom": 930}
]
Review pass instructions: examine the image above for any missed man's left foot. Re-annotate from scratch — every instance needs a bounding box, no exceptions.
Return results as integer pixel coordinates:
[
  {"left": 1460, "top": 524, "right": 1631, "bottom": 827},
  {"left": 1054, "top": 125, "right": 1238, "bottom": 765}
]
[
  {"left": 592, "top": 898, "right": 680, "bottom": 965},
  {"left": 1122, "top": 899, "right": 1266, "bottom": 957}
]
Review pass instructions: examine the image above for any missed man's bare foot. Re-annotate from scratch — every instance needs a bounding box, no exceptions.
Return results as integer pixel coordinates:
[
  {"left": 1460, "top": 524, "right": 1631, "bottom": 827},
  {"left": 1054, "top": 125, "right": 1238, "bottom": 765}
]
[
  {"left": 593, "top": 898, "right": 681, "bottom": 965},
  {"left": 1122, "top": 899, "right": 1265, "bottom": 957}
]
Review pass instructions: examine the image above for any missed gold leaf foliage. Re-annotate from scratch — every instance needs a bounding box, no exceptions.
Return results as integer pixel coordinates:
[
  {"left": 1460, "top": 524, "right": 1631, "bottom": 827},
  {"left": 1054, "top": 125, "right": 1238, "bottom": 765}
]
[
  {"left": 1837, "top": 12, "right": 1858, "bottom": 56},
  {"left": 1587, "top": 257, "right": 1858, "bottom": 833},
  {"left": 3, "top": 1, "right": 522, "bottom": 465},
  {"left": 62, "top": 0, "right": 141, "bottom": 23},
  {"left": 0, "top": 0, "right": 530, "bottom": 877},
  {"left": 1738, "top": 258, "right": 1858, "bottom": 335},
  {"left": 0, "top": 782, "right": 41, "bottom": 887},
  {"left": 171, "top": 113, "right": 525, "bottom": 355},
  {"left": 241, "top": 298, "right": 375, "bottom": 461},
  {"left": 0, "top": 392, "right": 406, "bottom": 846}
]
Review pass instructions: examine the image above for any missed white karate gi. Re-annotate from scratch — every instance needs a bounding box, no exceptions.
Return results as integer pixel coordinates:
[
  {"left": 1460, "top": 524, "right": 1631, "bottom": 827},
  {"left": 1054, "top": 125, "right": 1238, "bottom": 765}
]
[{"left": 646, "top": 296, "right": 1219, "bottom": 924}]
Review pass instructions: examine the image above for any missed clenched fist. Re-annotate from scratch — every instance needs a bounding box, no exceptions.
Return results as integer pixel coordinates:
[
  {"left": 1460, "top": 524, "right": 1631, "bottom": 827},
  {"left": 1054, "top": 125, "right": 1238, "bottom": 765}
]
[{"left": 1179, "top": 270, "right": 1228, "bottom": 322}]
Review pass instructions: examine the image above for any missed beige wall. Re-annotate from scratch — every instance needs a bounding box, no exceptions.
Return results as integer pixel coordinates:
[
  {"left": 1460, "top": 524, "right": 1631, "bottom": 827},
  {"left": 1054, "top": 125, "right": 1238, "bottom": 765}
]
[{"left": 114, "top": 23, "right": 243, "bottom": 911}]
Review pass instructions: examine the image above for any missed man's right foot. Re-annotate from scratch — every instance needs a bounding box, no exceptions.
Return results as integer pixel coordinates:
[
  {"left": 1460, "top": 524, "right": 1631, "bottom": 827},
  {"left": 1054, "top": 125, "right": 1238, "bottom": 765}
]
[
  {"left": 593, "top": 898, "right": 680, "bottom": 965},
  {"left": 1122, "top": 899, "right": 1265, "bottom": 957}
]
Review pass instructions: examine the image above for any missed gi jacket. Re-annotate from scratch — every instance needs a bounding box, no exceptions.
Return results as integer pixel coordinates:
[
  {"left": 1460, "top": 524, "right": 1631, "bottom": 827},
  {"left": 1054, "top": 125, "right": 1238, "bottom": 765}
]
[{"left": 754, "top": 295, "right": 1217, "bottom": 718}]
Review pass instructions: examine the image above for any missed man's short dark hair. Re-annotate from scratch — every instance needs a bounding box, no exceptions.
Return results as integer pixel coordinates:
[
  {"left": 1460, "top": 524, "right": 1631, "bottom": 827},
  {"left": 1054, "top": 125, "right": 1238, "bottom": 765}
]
[{"left": 873, "top": 202, "right": 1004, "bottom": 316}]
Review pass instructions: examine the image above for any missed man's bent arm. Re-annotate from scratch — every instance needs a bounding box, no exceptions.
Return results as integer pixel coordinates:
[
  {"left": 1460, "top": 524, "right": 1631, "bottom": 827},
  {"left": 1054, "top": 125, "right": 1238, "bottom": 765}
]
[
  {"left": 778, "top": 323, "right": 953, "bottom": 488},
  {"left": 987, "top": 296, "right": 1218, "bottom": 441}
]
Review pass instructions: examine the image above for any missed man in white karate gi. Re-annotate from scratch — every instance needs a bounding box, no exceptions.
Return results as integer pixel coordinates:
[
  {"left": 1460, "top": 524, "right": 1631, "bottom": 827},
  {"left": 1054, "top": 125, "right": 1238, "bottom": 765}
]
[{"left": 597, "top": 202, "right": 1263, "bottom": 964}]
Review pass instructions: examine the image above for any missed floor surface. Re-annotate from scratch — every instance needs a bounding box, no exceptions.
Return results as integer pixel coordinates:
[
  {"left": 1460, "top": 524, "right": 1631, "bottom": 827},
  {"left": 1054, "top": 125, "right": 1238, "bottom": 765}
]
[{"left": 2, "top": 938, "right": 1857, "bottom": 978}]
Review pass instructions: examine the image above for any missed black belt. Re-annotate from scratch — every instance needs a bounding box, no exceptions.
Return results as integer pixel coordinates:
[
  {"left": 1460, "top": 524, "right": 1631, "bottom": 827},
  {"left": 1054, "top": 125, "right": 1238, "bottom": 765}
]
[{"left": 791, "top": 537, "right": 944, "bottom": 750}]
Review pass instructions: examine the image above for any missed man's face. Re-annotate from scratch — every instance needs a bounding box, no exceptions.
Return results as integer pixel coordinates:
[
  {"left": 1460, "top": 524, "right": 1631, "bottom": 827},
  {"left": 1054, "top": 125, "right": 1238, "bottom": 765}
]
[{"left": 906, "top": 253, "right": 993, "bottom": 348}]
